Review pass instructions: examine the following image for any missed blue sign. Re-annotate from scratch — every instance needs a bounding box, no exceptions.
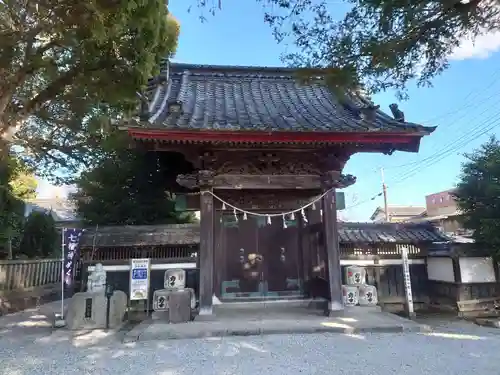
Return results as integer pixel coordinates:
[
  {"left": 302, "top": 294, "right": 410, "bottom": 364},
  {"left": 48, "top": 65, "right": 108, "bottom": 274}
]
[{"left": 132, "top": 268, "right": 148, "bottom": 280}]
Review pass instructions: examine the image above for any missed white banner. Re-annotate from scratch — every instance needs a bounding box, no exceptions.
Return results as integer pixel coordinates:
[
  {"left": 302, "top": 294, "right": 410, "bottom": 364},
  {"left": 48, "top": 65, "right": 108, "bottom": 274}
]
[
  {"left": 401, "top": 247, "right": 414, "bottom": 316},
  {"left": 130, "top": 258, "right": 151, "bottom": 301}
]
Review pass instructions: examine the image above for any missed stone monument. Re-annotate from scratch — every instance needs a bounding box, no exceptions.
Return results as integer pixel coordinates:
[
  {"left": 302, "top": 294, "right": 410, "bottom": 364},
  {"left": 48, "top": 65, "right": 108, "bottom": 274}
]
[
  {"left": 65, "top": 264, "right": 127, "bottom": 330},
  {"left": 152, "top": 268, "right": 195, "bottom": 323}
]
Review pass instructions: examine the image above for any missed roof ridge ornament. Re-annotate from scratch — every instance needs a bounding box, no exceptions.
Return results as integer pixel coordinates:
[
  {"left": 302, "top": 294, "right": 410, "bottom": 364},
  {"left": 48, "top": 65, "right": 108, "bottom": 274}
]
[{"left": 389, "top": 103, "right": 405, "bottom": 122}]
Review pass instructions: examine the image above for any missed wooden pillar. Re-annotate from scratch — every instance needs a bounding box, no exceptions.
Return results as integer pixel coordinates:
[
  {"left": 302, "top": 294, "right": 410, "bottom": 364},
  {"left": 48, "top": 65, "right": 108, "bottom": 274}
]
[
  {"left": 322, "top": 188, "right": 344, "bottom": 315},
  {"left": 297, "top": 215, "right": 306, "bottom": 288},
  {"left": 199, "top": 181, "right": 215, "bottom": 315}
]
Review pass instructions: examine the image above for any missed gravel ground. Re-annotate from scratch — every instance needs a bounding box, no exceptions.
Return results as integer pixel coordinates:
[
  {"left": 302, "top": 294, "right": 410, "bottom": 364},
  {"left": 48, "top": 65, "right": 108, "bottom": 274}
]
[{"left": 1, "top": 319, "right": 500, "bottom": 375}]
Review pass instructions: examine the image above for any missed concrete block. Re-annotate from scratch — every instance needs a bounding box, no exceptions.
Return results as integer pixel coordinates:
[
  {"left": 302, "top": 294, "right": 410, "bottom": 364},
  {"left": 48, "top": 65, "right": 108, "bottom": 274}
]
[
  {"left": 168, "top": 290, "right": 192, "bottom": 324},
  {"left": 153, "top": 288, "right": 196, "bottom": 311},
  {"left": 109, "top": 290, "right": 127, "bottom": 328}
]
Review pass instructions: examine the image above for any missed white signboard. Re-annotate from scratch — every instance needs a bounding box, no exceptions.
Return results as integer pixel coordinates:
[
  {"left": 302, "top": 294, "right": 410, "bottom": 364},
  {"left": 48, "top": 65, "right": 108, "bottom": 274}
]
[
  {"left": 401, "top": 247, "right": 414, "bottom": 316},
  {"left": 130, "top": 258, "right": 151, "bottom": 301}
]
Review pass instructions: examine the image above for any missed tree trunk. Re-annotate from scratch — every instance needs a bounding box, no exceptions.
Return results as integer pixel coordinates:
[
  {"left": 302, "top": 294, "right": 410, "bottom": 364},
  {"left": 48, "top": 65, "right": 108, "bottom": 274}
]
[{"left": 7, "top": 236, "right": 13, "bottom": 260}]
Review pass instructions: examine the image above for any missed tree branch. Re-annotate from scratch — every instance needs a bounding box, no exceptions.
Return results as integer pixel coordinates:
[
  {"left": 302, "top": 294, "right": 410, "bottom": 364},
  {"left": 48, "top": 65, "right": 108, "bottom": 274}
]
[{"left": 20, "top": 65, "right": 82, "bottom": 118}]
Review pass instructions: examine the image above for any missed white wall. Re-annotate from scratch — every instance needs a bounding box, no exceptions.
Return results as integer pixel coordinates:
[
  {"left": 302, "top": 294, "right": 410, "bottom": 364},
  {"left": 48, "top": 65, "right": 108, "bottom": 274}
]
[
  {"left": 459, "top": 257, "right": 496, "bottom": 283},
  {"left": 427, "top": 257, "right": 455, "bottom": 283}
]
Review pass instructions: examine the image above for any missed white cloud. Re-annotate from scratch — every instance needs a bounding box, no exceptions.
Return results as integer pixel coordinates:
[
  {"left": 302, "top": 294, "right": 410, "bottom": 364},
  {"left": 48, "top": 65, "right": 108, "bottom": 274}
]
[{"left": 450, "top": 31, "right": 500, "bottom": 61}]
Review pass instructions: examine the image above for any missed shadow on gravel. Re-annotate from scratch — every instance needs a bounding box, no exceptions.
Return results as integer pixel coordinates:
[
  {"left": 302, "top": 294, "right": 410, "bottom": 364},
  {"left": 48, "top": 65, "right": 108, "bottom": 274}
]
[{"left": 1, "top": 305, "right": 499, "bottom": 375}]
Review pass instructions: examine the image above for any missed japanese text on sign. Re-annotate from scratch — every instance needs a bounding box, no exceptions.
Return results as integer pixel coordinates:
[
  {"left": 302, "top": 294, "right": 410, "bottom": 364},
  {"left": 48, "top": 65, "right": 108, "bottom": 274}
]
[
  {"left": 132, "top": 268, "right": 148, "bottom": 280},
  {"left": 401, "top": 247, "right": 414, "bottom": 315},
  {"left": 63, "top": 228, "right": 84, "bottom": 288},
  {"left": 130, "top": 258, "right": 150, "bottom": 300}
]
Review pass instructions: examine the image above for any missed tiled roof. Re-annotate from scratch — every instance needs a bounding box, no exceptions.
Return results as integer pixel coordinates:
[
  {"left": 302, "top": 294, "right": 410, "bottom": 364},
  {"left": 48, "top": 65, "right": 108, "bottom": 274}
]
[
  {"left": 143, "top": 62, "right": 436, "bottom": 134},
  {"left": 79, "top": 224, "right": 200, "bottom": 247},
  {"left": 337, "top": 222, "right": 448, "bottom": 243},
  {"left": 24, "top": 198, "right": 79, "bottom": 222},
  {"left": 79, "top": 222, "right": 447, "bottom": 247}
]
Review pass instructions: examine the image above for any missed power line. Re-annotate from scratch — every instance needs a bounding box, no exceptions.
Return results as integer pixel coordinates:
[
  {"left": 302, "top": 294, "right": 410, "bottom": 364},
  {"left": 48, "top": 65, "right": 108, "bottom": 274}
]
[
  {"left": 419, "top": 66, "right": 500, "bottom": 127},
  {"left": 369, "top": 65, "right": 500, "bottom": 173},
  {"left": 351, "top": 92, "right": 500, "bottom": 178},
  {"left": 391, "top": 112, "right": 500, "bottom": 184},
  {"left": 343, "top": 111, "right": 500, "bottom": 213},
  {"left": 380, "top": 100, "right": 500, "bottom": 173}
]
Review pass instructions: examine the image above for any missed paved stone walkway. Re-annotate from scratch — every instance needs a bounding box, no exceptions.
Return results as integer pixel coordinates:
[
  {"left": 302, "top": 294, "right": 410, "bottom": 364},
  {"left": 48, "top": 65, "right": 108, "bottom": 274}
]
[
  {"left": 127, "top": 304, "right": 430, "bottom": 342},
  {"left": 2, "top": 302, "right": 500, "bottom": 375}
]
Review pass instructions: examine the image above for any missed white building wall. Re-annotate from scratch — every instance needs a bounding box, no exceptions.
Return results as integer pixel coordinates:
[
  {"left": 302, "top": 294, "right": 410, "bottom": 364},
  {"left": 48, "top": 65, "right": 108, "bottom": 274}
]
[
  {"left": 427, "top": 257, "right": 455, "bottom": 283},
  {"left": 459, "top": 257, "right": 496, "bottom": 283}
]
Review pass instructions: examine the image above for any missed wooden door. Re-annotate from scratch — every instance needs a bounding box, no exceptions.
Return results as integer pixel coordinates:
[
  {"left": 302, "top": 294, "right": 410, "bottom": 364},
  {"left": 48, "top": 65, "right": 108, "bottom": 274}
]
[
  {"left": 258, "top": 216, "right": 304, "bottom": 298},
  {"left": 219, "top": 214, "right": 304, "bottom": 300},
  {"left": 220, "top": 214, "right": 264, "bottom": 300}
]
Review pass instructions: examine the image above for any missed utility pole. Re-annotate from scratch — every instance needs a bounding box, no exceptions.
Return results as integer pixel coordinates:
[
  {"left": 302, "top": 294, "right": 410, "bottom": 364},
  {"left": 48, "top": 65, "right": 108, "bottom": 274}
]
[{"left": 380, "top": 167, "right": 389, "bottom": 222}]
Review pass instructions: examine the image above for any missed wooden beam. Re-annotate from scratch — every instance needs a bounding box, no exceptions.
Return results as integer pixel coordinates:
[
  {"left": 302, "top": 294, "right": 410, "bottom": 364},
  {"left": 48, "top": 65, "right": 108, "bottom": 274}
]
[
  {"left": 178, "top": 192, "right": 322, "bottom": 211},
  {"left": 322, "top": 189, "right": 344, "bottom": 316},
  {"left": 199, "top": 190, "right": 214, "bottom": 315},
  {"left": 127, "top": 128, "right": 430, "bottom": 144},
  {"left": 213, "top": 174, "right": 320, "bottom": 190}
]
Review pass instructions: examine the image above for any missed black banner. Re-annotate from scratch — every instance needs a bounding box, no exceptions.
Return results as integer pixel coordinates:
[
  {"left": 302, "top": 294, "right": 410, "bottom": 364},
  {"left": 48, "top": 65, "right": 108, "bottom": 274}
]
[{"left": 63, "top": 228, "right": 84, "bottom": 291}]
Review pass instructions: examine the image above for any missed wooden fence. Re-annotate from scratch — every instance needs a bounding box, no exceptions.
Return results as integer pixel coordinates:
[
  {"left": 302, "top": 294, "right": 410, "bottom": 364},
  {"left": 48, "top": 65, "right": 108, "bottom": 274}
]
[
  {"left": 0, "top": 259, "right": 62, "bottom": 292},
  {"left": 352, "top": 264, "right": 429, "bottom": 307}
]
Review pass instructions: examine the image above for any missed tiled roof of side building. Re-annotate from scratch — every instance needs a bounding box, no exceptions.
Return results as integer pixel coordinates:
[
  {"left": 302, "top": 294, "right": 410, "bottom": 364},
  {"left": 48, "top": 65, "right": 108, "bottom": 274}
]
[
  {"left": 79, "top": 222, "right": 449, "bottom": 247},
  {"left": 337, "top": 222, "right": 448, "bottom": 243},
  {"left": 144, "top": 62, "right": 436, "bottom": 134}
]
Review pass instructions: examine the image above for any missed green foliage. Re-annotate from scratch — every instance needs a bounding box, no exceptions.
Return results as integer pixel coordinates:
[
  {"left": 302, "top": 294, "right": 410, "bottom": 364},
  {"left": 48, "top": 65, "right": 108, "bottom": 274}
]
[
  {"left": 238, "top": 0, "right": 500, "bottom": 98},
  {"left": 0, "top": 152, "right": 37, "bottom": 255},
  {"left": 72, "top": 134, "right": 196, "bottom": 226},
  {"left": 455, "top": 136, "right": 500, "bottom": 259},
  {"left": 7, "top": 155, "right": 37, "bottom": 200},
  {"left": 0, "top": 0, "right": 180, "bottom": 181},
  {"left": 18, "top": 211, "right": 58, "bottom": 258}
]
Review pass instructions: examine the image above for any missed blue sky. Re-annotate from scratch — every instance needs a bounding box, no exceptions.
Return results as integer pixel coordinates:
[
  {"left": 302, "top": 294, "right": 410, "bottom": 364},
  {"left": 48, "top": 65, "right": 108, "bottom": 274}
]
[{"left": 39, "top": 0, "right": 500, "bottom": 221}]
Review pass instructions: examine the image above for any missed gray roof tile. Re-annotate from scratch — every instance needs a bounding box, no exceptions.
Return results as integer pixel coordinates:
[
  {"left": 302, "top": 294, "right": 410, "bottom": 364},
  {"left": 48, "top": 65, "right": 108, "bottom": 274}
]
[
  {"left": 337, "top": 222, "right": 447, "bottom": 243},
  {"left": 80, "top": 222, "right": 448, "bottom": 248},
  {"left": 144, "top": 62, "right": 436, "bottom": 134},
  {"left": 80, "top": 224, "right": 200, "bottom": 247}
]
